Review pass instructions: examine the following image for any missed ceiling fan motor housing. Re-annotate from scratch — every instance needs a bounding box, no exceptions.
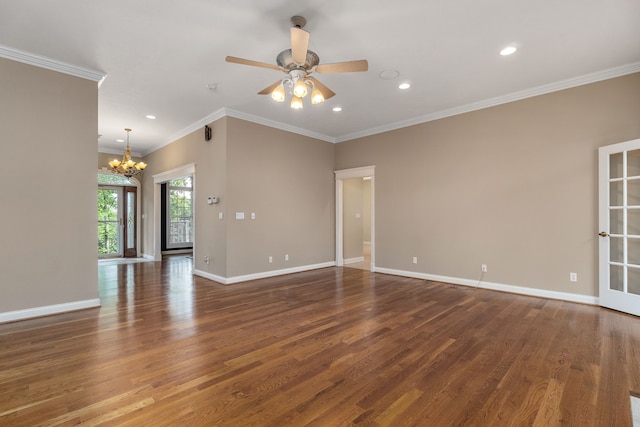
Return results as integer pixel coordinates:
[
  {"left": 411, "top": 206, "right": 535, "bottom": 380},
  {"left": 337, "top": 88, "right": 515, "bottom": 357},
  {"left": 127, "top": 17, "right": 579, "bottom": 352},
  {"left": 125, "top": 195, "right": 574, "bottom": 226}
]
[{"left": 276, "top": 49, "right": 320, "bottom": 71}]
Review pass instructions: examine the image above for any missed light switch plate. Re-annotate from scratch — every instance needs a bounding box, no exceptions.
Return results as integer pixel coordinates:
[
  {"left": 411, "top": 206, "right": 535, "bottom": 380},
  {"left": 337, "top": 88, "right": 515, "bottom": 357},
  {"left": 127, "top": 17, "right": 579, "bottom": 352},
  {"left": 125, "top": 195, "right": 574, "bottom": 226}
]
[{"left": 235, "top": 212, "right": 245, "bottom": 220}]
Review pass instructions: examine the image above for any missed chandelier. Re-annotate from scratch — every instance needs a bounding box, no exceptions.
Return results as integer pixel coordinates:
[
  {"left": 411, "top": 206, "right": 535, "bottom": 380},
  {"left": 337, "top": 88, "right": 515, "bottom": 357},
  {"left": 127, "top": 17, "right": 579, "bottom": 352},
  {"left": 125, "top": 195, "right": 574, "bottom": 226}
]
[
  {"left": 270, "top": 69, "right": 325, "bottom": 110},
  {"left": 108, "top": 128, "right": 147, "bottom": 178}
]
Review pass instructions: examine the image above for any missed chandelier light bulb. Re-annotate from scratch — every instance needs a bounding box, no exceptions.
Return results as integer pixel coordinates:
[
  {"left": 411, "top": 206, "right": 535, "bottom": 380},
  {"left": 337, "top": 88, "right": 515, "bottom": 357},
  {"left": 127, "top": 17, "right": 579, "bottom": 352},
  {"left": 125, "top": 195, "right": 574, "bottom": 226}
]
[
  {"left": 271, "top": 84, "right": 286, "bottom": 102},
  {"left": 293, "top": 80, "right": 308, "bottom": 98},
  {"left": 311, "top": 88, "right": 324, "bottom": 104},
  {"left": 290, "top": 95, "right": 304, "bottom": 110}
]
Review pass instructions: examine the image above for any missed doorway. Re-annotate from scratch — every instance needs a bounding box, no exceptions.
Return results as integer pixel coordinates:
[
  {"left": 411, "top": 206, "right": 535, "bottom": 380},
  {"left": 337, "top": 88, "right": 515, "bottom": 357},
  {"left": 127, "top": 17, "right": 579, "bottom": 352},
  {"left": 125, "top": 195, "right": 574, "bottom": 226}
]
[
  {"left": 152, "top": 164, "right": 196, "bottom": 262},
  {"left": 98, "top": 185, "right": 137, "bottom": 258},
  {"left": 97, "top": 172, "right": 140, "bottom": 259},
  {"left": 598, "top": 138, "right": 640, "bottom": 316},
  {"left": 335, "top": 166, "right": 375, "bottom": 271}
]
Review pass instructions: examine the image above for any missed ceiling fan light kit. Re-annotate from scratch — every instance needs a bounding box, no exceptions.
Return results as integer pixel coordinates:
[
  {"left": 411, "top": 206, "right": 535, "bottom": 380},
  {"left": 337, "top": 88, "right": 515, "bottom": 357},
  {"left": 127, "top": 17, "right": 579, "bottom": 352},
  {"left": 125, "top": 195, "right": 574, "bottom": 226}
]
[{"left": 226, "top": 15, "right": 368, "bottom": 110}]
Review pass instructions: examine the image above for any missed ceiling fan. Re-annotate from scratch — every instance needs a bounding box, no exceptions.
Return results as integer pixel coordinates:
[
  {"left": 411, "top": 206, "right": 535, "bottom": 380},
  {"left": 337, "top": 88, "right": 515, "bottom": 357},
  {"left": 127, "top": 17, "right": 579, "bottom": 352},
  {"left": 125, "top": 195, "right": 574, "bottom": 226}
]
[{"left": 225, "top": 16, "right": 368, "bottom": 109}]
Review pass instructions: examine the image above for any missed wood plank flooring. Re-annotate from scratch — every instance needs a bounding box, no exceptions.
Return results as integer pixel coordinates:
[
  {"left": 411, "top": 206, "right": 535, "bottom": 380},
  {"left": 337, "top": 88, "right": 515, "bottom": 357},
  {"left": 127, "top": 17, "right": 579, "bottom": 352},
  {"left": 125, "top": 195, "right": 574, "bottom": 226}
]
[{"left": 1, "top": 256, "right": 639, "bottom": 426}]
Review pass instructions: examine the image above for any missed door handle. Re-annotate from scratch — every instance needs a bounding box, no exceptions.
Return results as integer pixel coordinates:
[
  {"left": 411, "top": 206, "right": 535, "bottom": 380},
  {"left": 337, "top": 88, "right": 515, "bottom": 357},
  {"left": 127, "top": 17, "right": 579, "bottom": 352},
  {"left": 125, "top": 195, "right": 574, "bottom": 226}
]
[{"left": 599, "top": 231, "right": 608, "bottom": 237}]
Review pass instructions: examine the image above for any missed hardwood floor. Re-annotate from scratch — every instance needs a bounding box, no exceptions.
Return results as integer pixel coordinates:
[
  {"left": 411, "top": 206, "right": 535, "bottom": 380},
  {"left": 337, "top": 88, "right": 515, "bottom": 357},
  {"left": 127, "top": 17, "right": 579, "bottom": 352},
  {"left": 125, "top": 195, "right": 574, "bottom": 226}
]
[{"left": 1, "top": 257, "right": 639, "bottom": 426}]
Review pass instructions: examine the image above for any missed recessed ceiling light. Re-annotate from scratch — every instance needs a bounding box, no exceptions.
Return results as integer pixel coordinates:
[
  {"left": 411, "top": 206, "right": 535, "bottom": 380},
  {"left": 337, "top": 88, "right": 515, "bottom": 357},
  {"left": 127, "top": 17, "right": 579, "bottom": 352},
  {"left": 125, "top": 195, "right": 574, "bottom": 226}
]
[
  {"left": 332, "top": 106, "right": 343, "bottom": 112},
  {"left": 116, "top": 139, "right": 124, "bottom": 143},
  {"left": 379, "top": 70, "right": 400, "bottom": 80},
  {"left": 146, "top": 115, "right": 157, "bottom": 120},
  {"left": 500, "top": 46, "right": 517, "bottom": 56},
  {"left": 399, "top": 83, "right": 411, "bottom": 90}
]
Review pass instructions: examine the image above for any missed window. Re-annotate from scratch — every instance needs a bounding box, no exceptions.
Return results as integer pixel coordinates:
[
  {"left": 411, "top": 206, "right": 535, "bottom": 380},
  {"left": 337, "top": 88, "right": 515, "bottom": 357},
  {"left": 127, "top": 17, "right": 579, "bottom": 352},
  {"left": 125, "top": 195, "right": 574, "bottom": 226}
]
[{"left": 166, "top": 176, "right": 193, "bottom": 248}]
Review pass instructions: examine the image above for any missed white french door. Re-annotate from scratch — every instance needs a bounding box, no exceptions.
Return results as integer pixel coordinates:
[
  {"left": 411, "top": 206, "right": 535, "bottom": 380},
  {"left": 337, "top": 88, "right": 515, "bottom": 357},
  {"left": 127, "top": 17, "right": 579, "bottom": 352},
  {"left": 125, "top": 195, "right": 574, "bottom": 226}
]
[{"left": 598, "top": 138, "right": 640, "bottom": 316}]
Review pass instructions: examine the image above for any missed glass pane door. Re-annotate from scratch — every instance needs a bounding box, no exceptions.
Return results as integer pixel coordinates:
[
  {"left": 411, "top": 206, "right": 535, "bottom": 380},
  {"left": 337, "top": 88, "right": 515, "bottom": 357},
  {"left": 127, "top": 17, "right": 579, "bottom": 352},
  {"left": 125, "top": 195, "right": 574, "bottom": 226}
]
[
  {"left": 599, "top": 139, "right": 640, "bottom": 316},
  {"left": 124, "top": 186, "right": 137, "bottom": 257},
  {"left": 98, "top": 187, "right": 121, "bottom": 257}
]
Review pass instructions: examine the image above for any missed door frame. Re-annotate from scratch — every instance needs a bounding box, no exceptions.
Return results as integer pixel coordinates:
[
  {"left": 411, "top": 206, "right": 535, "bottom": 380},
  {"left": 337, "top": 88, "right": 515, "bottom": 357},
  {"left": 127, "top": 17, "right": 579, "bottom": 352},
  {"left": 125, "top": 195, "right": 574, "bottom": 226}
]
[
  {"left": 335, "top": 166, "right": 375, "bottom": 271},
  {"left": 152, "top": 163, "right": 196, "bottom": 262},
  {"left": 97, "top": 172, "right": 141, "bottom": 258}
]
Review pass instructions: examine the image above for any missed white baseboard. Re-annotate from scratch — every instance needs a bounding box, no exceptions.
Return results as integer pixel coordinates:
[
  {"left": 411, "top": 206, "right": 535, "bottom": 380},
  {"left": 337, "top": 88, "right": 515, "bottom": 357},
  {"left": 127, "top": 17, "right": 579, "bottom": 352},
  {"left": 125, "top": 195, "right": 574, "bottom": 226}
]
[
  {"left": 141, "top": 253, "right": 155, "bottom": 261},
  {"left": 192, "top": 270, "right": 228, "bottom": 284},
  {"left": 344, "top": 256, "right": 365, "bottom": 265},
  {"left": 194, "top": 261, "right": 336, "bottom": 285},
  {"left": 374, "top": 267, "right": 599, "bottom": 305},
  {"left": 0, "top": 298, "right": 102, "bottom": 324},
  {"left": 161, "top": 249, "right": 193, "bottom": 255}
]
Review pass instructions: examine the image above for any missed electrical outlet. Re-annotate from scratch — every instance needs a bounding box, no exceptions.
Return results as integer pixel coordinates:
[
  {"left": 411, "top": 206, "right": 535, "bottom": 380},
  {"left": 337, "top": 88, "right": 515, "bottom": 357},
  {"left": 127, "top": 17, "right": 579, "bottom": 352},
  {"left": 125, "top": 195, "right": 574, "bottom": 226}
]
[
  {"left": 203, "top": 256, "right": 209, "bottom": 264},
  {"left": 412, "top": 256, "right": 418, "bottom": 264},
  {"left": 570, "top": 272, "right": 577, "bottom": 282},
  {"left": 481, "top": 264, "right": 488, "bottom": 273},
  {"left": 268, "top": 256, "right": 273, "bottom": 263},
  {"left": 285, "top": 254, "right": 289, "bottom": 261}
]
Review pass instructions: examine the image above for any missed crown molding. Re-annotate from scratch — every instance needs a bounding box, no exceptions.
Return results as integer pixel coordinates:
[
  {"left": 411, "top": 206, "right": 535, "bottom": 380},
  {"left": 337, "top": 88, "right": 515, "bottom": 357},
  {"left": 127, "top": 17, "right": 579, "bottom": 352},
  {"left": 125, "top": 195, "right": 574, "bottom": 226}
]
[
  {"left": 146, "top": 61, "right": 640, "bottom": 155},
  {"left": 225, "top": 109, "right": 336, "bottom": 143},
  {"left": 147, "top": 107, "right": 336, "bottom": 155},
  {"left": 99, "top": 147, "right": 143, "bottom": 157},
  {"left": 335, "top": 62, "right": 640, "bottom": 143},
  {"left": 146, "top": 108, "right": 228, "bottom": 155},
  {"left": 0, "top": 44, "right": 107, "bottom": 85}
]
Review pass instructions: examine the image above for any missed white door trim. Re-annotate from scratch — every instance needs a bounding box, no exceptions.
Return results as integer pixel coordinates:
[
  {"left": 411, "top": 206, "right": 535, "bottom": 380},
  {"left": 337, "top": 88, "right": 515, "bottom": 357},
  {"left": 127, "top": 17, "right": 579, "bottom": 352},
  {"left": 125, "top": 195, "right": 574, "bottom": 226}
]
[
  {"left": 152, "top": 163, "right": 196, "bottom": 261},
  {"left": 335, "top": 166, "right": 375, "bottom": 270}
]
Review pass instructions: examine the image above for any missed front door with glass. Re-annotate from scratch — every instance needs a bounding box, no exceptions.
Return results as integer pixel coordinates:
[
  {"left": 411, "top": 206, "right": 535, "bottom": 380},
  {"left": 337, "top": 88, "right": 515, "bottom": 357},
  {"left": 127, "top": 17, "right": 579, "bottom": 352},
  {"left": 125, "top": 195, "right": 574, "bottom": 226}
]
[
  {"left": 98, "top": 176, "right": 138, "bottom": 258},
  {"left": 98, "top": 186, "right": 122, "bottom": 258}
]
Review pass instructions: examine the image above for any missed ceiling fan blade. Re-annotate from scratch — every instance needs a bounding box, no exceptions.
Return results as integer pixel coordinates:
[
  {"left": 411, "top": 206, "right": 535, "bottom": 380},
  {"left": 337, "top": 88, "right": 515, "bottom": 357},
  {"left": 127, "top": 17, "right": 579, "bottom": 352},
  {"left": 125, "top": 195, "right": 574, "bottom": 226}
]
[
  {"left": 258, "top": 80, "right": 282, "bottom": 95},
  {"left": 291, "top": 27, "right": 309, "bottom": 66},
  {"left": 225, "top": 56, "right": 282, "bottom": 72},
  {"left": 315, "top": 59, "right": 369, "bottom": 74},
  {"left": 306, "top": 77, "right": 335, "bottom": 100}
]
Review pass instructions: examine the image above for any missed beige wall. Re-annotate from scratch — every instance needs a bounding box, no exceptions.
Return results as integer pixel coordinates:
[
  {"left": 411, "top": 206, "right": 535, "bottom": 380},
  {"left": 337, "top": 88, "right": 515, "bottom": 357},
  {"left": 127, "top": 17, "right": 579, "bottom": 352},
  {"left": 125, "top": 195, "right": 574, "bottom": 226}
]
[
  {"left": 140, "top": 117, "right": 228, "bottom": 276},
  {"left": 343, "top": 178, "right": 364, "bottom": 260},
  {"left": 0, "top": 58, "right": 99, "bottom": 312},
  {"left": 336, "top": 72, "right": 640, "bottom": 297},
  {"left": 225, "top": 118, "right": 335, "bottom": 277},
  {"left": 138, "top": 117, "right": 335, "bottom": 279},
  {"left": 363, "top": 179, "right": 371, "bottom": 242}
]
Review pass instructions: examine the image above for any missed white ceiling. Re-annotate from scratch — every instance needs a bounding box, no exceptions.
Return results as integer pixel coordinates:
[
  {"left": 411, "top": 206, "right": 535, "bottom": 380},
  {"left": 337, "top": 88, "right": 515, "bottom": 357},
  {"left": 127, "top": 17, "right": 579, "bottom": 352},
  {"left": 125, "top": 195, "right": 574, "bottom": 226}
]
[{"left": 1, "top": 0, "right": 639, "bottom": 155}]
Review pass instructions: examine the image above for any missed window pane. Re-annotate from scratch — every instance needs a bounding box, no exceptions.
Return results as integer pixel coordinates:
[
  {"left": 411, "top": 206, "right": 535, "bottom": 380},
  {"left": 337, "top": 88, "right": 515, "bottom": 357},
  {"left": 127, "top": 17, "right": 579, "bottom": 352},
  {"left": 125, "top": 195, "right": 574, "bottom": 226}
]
[
  {"left": 98, "top": 173, "right": 133, "bottom": 185},
  {"left": 629, "top": 210, "right": 640, "bottom": 236},
  {"left": 167, "top": 176, "right": 193, "bottom": 248},
  {"left": 610, "top": 237, "right": 624, "bottom": 263},
  {"left": 610, "top": 181, "right": 624, "bottom": 207},
  {"left": 610, "top": 209, "right": 623, "bottom": 234},
  {"left": 630, "top": 267, "right": 640, "bottom": 295},
  {"left": 628, "top": 150, "right": 640, "bottom": 178},
  {"left": 610, "top": 153, "right": 623, "bottom": 179},
  {"left": 127, "top": 192, "right": 135, "bottom": 250},
  {"left": 629, "top": 180, "right": 640, "bottom": 206},
  {"left": 610, "top": 264, "right": 624, "bottom": 291},
  {"left": 629, "top": 238, "right": 640, "bottom": 265}
]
